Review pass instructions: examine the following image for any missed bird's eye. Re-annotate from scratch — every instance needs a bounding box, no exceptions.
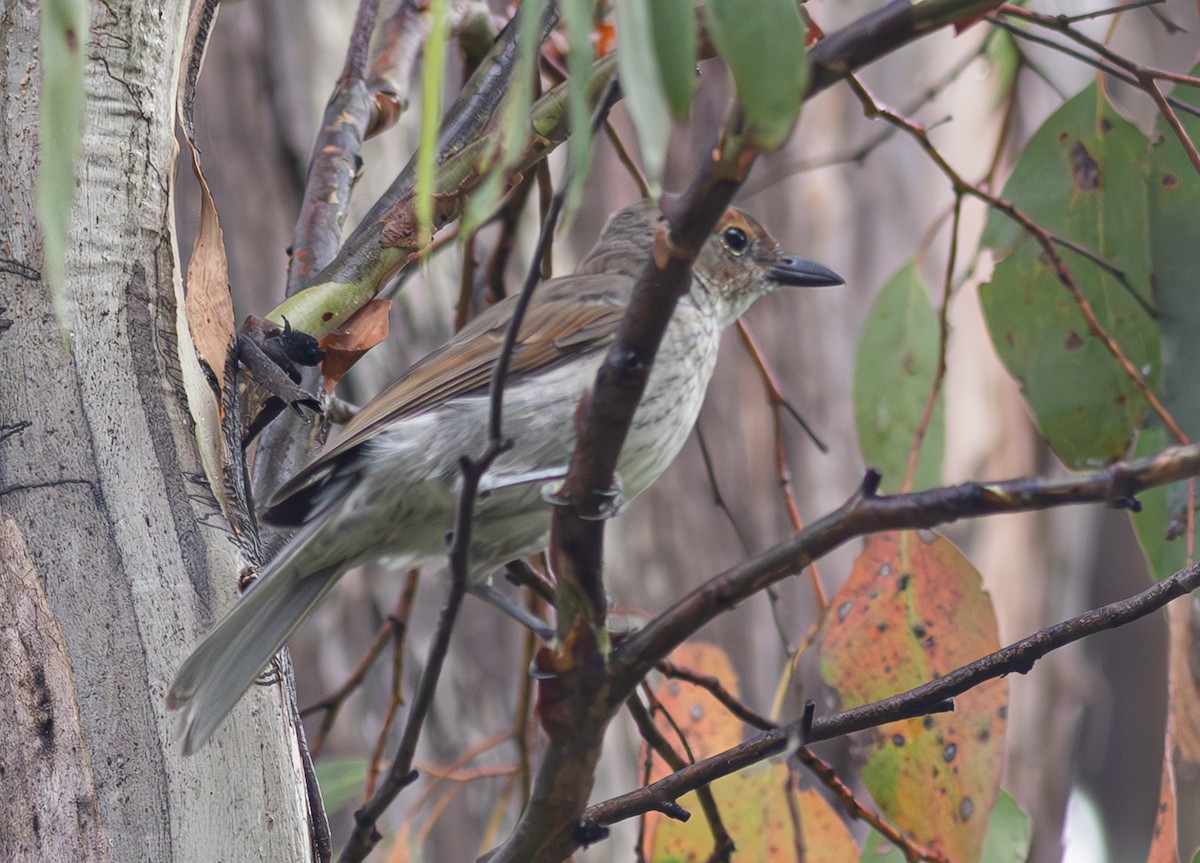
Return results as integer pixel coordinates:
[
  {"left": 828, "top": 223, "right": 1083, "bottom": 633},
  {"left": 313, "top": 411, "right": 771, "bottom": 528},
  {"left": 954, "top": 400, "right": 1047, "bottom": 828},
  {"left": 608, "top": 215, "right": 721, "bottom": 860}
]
[{"left": 721, "top": 226, "right": 749, "bottom": 255}]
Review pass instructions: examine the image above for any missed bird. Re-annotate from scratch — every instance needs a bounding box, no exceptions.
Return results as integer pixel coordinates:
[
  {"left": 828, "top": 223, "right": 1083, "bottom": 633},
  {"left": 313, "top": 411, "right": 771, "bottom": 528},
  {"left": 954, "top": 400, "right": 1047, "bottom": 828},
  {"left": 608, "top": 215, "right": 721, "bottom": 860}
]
[{"left": 167, "top": 198, "right": 843, "bottom": 753}]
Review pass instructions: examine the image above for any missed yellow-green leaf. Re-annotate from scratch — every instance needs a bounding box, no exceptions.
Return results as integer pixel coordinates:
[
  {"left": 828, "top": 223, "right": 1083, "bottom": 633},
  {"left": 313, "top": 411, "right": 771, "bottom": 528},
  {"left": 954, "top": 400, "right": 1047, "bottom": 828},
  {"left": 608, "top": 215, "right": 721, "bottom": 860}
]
[{"left": 650, "top": 0, "right": 697, "bottom": 120}]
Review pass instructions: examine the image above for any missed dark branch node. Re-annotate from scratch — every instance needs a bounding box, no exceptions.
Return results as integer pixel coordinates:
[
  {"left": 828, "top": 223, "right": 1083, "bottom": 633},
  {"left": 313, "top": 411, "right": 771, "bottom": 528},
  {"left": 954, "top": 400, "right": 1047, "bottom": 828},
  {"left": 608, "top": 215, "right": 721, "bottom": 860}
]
[
  {"left": 1112, "top": 495, "right": 1142, "bottom": 512},
  {"left": 660, "top": 800, "right": 691, "bottom": 821},
  {"left": 861, "top": 469, "right": 882, "bottom": 497},
  {"left": 800, "top": 700, "right": 816, "bottom": 742},
  {"left": 573, "top": 820, "right": 610, "bottom": 848}
]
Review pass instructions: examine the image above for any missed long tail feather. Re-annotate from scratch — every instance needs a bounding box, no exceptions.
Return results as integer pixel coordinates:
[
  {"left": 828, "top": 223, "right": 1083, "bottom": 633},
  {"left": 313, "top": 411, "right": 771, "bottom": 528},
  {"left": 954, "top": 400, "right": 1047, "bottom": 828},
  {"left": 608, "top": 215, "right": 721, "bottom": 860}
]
[{"left": 167, "top": 558, "right": 343, "bottom": 755}]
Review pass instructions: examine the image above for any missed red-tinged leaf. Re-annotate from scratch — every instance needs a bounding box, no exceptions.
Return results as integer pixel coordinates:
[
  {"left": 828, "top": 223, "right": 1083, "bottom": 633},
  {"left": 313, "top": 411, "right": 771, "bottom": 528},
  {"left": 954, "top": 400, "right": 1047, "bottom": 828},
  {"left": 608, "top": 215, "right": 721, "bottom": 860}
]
[
  {"left": 820, "top": 531, "right": 1006, "bottom": 863},
  {"left": 319, "top": 299, "right": 392, "bottom": 389}
]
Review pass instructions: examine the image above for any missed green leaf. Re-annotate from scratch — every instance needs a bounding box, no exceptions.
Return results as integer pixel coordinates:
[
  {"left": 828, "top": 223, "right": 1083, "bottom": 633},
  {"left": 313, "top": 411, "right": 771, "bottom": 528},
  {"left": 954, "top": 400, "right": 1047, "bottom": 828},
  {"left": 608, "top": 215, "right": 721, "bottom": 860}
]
[
  {"left": 615, "top": 0, "right": 671, "bottom": 190},
  {"left": 983, "top": 27, "right": 1020, "bottom": 107},
  {"left": 853, "top": 261, "right": 944, "bottom": 493},
  {"left": 702, "top": 0, "right": 806, "bottom": 150},
  {"left": 463, "top": 3, "right": 544, "bottom": 231},
  {"left": 649, "top": 0, "right": 697, "bottom": 120},
  {"left": 980, "top": 790, "right": 1032, "bottom": 863},
  {"left": 315, "top": 758, "right": 368, "bottom": 814},
  {"left": 561, "top": 0, "right": 599, "bottom": 213},
  {"left": 1129, "top": 427, "right": 1187, "bottom": 581},
  {"left": 979, "top": 81, "right": 1157, "bottom": 469},
  {"left": 1148, "top": 73, "right": 1200, "bottom": 429},
  {"left": 37, "top": 0, "right": 89, "bottom": 336},
  {"left": 415, "top": 0, "right": 449, "bottom": 243}
]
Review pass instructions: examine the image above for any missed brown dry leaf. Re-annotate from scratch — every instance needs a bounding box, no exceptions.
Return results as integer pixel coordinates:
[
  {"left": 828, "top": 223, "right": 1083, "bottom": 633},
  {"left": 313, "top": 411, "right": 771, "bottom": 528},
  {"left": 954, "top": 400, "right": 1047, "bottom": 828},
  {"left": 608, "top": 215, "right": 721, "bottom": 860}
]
[
  {"left": 319, "top": 298, "right": 392, "bottom": 389},
  {"left": 178, "top": 0, "right": 234, "bottom": 393},
  {"left": 176, "top": 0, "right": 237, "bottom": 525},
  {"left": 1147, "top": 598, "right": 1200, "bottom": 863},
  {"left": 182, "top": 155, "right": 234, "bottom": 394}
]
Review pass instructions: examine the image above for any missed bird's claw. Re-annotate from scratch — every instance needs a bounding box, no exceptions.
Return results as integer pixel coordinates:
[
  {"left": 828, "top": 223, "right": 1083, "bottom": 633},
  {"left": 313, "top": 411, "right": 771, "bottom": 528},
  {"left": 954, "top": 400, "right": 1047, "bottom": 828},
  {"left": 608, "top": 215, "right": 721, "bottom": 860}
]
[{"left": 541, "top": 474, "right": 628, "bottom": 520}]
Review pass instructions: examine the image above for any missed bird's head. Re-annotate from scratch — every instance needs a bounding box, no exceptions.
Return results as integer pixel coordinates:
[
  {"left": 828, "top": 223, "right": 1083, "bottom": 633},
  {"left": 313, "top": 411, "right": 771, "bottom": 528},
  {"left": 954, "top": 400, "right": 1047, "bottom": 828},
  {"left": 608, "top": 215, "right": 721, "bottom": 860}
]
[
  {"left": 694, "top": 207, "right": 844, "bottom": 325},
  {"left": 578, "top": 199, "right": 842, "bottom": 326}
]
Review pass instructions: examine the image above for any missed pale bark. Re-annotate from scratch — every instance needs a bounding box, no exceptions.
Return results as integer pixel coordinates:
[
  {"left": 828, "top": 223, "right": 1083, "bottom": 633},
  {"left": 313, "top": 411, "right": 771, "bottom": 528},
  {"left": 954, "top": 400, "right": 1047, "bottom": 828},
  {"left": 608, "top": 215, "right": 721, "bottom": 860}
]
[{"left": 0, "top": 1, "right": 312, "bottom": 859}]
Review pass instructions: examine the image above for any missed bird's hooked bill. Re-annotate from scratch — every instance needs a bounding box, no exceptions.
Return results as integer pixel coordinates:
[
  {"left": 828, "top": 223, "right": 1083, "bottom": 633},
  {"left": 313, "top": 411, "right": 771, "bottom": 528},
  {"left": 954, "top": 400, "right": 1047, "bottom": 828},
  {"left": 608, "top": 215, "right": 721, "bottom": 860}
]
[{"left": 769, "top": 255, "right": 845, "bottom": 287}]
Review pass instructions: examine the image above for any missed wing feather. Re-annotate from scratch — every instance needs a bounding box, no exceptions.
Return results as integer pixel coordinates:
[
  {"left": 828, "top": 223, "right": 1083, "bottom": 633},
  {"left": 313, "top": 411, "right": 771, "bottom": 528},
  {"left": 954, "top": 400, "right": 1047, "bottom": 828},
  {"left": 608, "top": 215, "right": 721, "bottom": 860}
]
[{"left": 263, "top": 274, "right": 630, "bottom": 523}]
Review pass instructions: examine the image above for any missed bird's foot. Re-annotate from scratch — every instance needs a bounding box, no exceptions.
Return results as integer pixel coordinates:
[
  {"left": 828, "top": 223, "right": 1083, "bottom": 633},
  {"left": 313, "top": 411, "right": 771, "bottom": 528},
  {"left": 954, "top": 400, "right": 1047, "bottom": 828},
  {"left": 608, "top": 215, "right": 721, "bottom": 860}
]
[{"left": 541, "top": 473, "right": 628, "bottom": 520}]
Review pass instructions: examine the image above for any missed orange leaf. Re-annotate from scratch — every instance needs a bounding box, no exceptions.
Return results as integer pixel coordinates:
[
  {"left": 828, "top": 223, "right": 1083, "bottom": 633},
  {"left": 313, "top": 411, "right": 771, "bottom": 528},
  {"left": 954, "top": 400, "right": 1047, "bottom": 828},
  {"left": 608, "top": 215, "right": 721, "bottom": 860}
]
[
  {"left": 319, "top": 299, "right": 392, "bottom": 390},
  {"left": 819, "top": 531, "right": 1006, "bottom": 863}
]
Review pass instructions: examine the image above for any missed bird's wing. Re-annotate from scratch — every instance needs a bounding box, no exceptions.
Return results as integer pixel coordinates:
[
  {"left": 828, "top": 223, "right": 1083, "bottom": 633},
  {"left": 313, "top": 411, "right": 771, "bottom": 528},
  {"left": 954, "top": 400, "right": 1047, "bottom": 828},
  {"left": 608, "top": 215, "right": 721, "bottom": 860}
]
[{"left": 263, "top": 274, "right": 630, "bottom": 524}]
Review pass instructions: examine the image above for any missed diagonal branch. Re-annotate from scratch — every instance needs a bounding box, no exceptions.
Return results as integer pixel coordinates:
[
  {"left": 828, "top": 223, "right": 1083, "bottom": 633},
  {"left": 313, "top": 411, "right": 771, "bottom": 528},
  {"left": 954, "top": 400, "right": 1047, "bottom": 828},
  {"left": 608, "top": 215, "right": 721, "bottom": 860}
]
[
  {"left": 586, "top": 556, "right": 1200, "bottom": 830},
  {"left": 613, "top": 443, "right": 1200, "bottom": 693}
]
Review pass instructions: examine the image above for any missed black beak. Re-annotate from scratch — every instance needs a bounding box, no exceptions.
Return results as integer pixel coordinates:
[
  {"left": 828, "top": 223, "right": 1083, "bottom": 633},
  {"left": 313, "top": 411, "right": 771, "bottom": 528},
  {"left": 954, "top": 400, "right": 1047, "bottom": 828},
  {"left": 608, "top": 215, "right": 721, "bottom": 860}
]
[{"left": 769, "top": 255, "right": 844, "bottom": 287}]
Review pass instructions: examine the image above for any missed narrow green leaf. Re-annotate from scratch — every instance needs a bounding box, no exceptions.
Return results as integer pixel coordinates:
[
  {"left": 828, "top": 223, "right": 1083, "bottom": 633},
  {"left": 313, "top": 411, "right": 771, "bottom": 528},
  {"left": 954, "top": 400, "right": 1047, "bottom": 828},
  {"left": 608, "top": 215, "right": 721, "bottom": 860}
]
[
  {"left": 561, "top": 0, "right": 598, "bottom": 214},
  {"left": 702, "top": 0, "right": 806, "bottom": 150},
  {"left": 853, "top": 261, "right": 944, "bottom": 493},
  {"left": 983, "top": 27, "right": 1020, "bottom": 107},
  {"left": 37, "top": 0, "right": 89, "bottom": 336},
  {"left": 649, "top": 0, "right": 697, "bottom": 120},
  {"left": 615, "top": 0, "right": 670, "bottom": 191},
  {"left": 314, "top": 758, "right": 368, "bottom": 814},
  {"left": 979, "top": 81, "right": 1157, "bottom": 469},
  {"left": 416, "top": 0, "right": 449, "bottom": 243}
]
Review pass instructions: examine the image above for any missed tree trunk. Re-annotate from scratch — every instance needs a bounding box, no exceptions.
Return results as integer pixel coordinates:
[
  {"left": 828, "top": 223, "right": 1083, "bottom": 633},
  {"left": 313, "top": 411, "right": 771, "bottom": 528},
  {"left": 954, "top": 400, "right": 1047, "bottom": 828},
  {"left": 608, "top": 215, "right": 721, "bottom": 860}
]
[{"left": 0, "top": 1, "right": 312, "bottom": 859}]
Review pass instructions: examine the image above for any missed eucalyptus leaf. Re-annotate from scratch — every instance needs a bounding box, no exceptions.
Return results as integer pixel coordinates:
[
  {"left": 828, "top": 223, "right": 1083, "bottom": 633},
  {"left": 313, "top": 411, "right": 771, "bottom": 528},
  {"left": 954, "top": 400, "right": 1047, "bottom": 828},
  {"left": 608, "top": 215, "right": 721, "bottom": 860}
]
[
  {"left": 561, "top": 0, "right": 599, "bottom": 212},
  {"left": 37, "top": 0, "right": 89, "bottom": 335},
  {"left": 615, "top": 0, "right": 670, "bottom": 190},
  {"left": 702, "top": 0, "right": 806, "bottom": 150},
  {"left": 415, "top": 0, "right": 449, "bottom": 243},
  {"left": 979, "top": 82, "right": 1156, "bottom": 469},
  {"left": 649, "top": 0, "right": 697, "bottom": 120},
  {"left": 853, "top": 261, "right": 945, "bottom": 493}
]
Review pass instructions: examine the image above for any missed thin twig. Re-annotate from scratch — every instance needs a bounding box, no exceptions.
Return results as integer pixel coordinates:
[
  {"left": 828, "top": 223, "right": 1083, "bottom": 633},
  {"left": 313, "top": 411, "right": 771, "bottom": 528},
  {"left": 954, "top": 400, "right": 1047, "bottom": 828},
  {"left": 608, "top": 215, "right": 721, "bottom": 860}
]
[
  {"left": 614, "top": 443, "right": 1200, "bottom": 696},
  {"left": 792, "top": 748, "right": 951, "bottom": 863},
  {"left": 734, "top": 319, "right": 827, "bottom": 609},
  {"left": 657, "top": 660, "right": 774, "bottom": 731},
  {"left": 627, "top": 692, "right": 735, "bottom": 860},
  {"left": 693, "top": 424, "right": 754, "bottom": 557},
  {"left": 902, "top": 195, "right": 960, "bottom": 492},
  {"left": 302, "top": 572, "right": 418, "bottom": 756}
]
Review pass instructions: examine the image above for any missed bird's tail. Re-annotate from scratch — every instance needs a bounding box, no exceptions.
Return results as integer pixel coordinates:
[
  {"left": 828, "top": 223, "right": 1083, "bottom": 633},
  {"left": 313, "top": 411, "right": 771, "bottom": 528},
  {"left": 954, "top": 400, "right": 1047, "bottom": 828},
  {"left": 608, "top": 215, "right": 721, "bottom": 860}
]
[{"left": 166, "top": 546, "right": 345, "bottom": 754}]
